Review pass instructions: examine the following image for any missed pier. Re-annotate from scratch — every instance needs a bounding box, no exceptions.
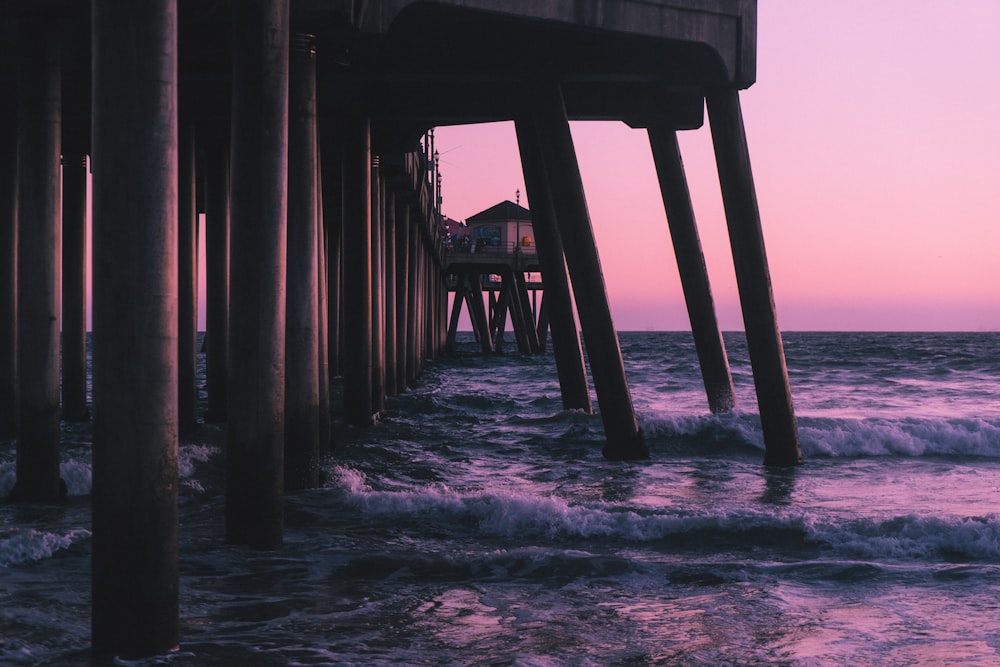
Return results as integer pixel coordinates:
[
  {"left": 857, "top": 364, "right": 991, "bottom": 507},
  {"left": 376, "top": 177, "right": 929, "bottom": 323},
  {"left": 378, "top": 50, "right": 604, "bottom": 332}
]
[{"left": 0, "top": 0, "right": 802, "bottom": 659}]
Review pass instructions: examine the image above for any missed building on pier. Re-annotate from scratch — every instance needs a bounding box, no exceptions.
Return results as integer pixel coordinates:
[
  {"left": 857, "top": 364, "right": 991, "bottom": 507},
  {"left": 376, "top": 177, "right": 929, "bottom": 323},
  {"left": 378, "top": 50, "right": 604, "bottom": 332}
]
[{"left": 445, "top": 200, "right": 543, "bottom": 355}]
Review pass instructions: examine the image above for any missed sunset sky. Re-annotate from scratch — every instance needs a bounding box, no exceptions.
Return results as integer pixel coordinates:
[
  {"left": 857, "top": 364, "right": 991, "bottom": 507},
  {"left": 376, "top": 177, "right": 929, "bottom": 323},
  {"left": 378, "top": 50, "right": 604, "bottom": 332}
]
[{"left": 435, "top": 0, "right": 1000, "bottom": 332}]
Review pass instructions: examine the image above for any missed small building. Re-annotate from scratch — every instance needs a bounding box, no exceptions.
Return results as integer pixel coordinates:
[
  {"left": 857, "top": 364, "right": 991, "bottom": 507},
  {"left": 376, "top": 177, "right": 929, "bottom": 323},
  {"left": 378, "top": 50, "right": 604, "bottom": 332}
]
[{"left": 464, "top": 200, "right": 534, "bottom": 252}]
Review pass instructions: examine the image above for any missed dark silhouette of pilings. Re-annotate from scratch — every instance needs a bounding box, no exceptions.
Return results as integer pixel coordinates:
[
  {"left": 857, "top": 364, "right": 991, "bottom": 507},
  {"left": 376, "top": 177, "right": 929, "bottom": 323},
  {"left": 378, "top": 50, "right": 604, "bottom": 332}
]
[
  {"left": 371, "top": 161, "right": 386, "bottom": 416},
  {"left": 227, "top": 0, "right": 289, "bottom": 548},
  {"left": 384, "top": 191, "right": 398, "bottom": 396},
  {"left": 316, "top": 145, "right": 331, "bottom": 452},
  {"left": 204, "top": 131, "right": 230, "bottom": 423},
  {"left": 395, "top": 200, "right": 411, "bottom": 387},
  {"left": 515, "top": 118, "right": 592, "bottom": 413},
  {"left": 15, "top": 19, "right": 63, "bottom": 501},
  {"left": 90, "top": 0, "right": 179, "bottom": 657},
  {"left": 648, "top": 126, "right": 736, "bottom": 414},
  {"left": 61, "top": 152, "right": 89, "bottom": 422},
  {"left": 343, "top": 115, "right": 374, "bottom": 425},
  {"left": 285, "top": 32, "right": 320, "bottom": 490},
  {"left": 706, "top": 88, "right": 802, "bottom": 466},
  {"left": 178, "top": 118, "right": 198, "bottom": 433},
  {"left": 0, "top": 80, "right": 16, "bottom": 439},
  {"left": 530, "top": 83, "right": 647, "bottom": 460},
  {"left": 321, "top": 131, "right": 343, "bottom": 380}
]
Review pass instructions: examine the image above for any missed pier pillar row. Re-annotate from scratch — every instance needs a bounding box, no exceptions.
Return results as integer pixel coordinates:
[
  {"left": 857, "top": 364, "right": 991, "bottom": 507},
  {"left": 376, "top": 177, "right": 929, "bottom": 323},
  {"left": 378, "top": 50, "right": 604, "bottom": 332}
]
[
  {"left": 61, "top": 152, "right": 90, "bottom": 422},
  {"left": 648, "top": 126, "right": 736, "bottom": 414},
  {"left": 91, "top": 0, "right": 180, "bottom": 657},
  {"left": 15, "top": 19, "right": 63, "bottom": 501},
  {"left": 342, "top": 115, "right": 375, "bottom": 424},
  {"left": 514, "top": 117, "right": 592, "bottom": 413},
  {"left": 0, "top": 82, "right": 16, "bottom": 439},
  {"left": 227, "top": 0, "right": 290, "bottom": 548},
  {"left": 530, "top": 83, "right": 647, "bottom": 460},
  {"left": 706, "top": 88, "right": 802, "bottom": 466},
  {"left": 285, "top": 32, "right": 321, "bottom": 490}
]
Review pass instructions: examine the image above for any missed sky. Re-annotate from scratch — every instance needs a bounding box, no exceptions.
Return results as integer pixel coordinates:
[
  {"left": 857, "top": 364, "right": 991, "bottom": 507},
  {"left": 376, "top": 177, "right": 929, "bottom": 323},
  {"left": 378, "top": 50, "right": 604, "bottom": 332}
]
[{"left": 434, "top": 0, "right": 1000, "bottom": 332}]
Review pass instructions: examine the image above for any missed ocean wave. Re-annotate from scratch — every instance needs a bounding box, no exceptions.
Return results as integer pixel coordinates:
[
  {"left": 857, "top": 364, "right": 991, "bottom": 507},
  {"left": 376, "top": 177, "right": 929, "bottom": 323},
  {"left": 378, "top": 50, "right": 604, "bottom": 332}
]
[
  {"left": 0, "top": 527, "right": 91, "bottom": 567},
  {"left": 325, "top": 466, "right": 1000, "bottom": 563},
  {"left": 640, "top": 413, "right": 1000, "bottom": 459}
]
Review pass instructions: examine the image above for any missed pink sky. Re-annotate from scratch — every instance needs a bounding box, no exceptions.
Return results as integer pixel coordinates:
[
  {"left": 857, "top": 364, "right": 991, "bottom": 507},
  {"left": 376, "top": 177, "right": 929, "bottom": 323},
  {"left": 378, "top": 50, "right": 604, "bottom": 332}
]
[{"left": 435, "top": 1, "right": 1000, "bottom": 332}]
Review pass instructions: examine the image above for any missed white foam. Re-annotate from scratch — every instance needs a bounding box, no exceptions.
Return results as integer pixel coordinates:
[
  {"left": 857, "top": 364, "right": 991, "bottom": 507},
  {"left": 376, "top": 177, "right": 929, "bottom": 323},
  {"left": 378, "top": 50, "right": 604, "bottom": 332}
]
[{"left": 0, "top": 527, "right": 91, "bottom": 567}]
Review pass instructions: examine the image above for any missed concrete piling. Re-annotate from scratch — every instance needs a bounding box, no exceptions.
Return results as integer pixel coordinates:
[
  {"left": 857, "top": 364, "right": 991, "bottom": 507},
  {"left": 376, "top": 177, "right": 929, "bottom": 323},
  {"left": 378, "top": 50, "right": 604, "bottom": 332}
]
[
  {"left": 320, "top": 130, "right": 343, "bottom": 380},
  {"left": 384, "top": 191, "right": 398, "bottom": 396},
  {"left": 177, "top": 118, "right": 198, "bottom": 433},
  {"left": 371, "top": 160, "right": 386, "bottom": 415},
  {"left": 396, "top": 200, "right": 410, "bottom": 389},
  {"left": 0, "top": 80, "right": 15, "bottom": 439},
  {"left": 91, "top": 0, "right": 179, "bottom": 656},
  {"left": 60, "top": 152, "right": 89, "bottom": 422},
  {"left": 343, "top": 115, "right": 374, "bottom": 424},
  {"left": 285, "top": 33, "right": 320, "bottom": 490},
  {"left": 648, "top": 126, "right": 736, "bottom": 414},
  {"left": 706, "top": 88, "right": 802, "bottom": 466},
  {"left": 285, "top": 32, "right": 320, "bottom": 490},
  {"left": 227, "top": 0, "right": 290, "bottom": 547},
  {"left": 530, "top": 83, "right": 647, "bottom": 460},
  {"left": 15, "top": 19, "right": 63, "bottom": 500},
  {"left": 204, "top": 131, "right": 230, "bottom": 423},
  {"left": 515, "top": 118, "right": 592, "bottom": 413}
]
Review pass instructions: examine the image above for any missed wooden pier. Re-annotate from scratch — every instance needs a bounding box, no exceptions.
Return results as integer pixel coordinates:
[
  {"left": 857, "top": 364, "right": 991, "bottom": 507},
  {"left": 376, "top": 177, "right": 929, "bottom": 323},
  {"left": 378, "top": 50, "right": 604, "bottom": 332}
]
[{"left": 0, "top": 0, "right": 802, "bottom": 659}]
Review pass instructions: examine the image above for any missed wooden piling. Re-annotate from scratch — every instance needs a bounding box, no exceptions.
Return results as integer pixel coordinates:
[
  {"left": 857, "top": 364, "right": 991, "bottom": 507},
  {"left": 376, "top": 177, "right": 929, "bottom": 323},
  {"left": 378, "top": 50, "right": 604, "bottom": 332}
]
[
  {"left": 706, "top": 88, "right": 802, "bottom": 466},
  {"left": 342, "top": 115, "right": 374, "bottom": 424},
  {"left": 91, "top": 0, "right": 179, "bottom": 656},
  {"left": 648, "top": 126, "right": 736, "bottom": 414},
  {"left": 61, "top": 152, "right": 89, "bottom": 422},
  {"left": 227, "top": 0, "right": 290, "bottom": 547},
  {"left": 515, "top": 118, "right": 592, "bottom": 413},
  {"left": 15, "top": 19, "right": 63, "bottom": 500},
  {"left": 285, "top": 32, "right": 320, "bottom": 489},
  {"left": 531, "top": 88, "right": 646, "bottom": 459}
]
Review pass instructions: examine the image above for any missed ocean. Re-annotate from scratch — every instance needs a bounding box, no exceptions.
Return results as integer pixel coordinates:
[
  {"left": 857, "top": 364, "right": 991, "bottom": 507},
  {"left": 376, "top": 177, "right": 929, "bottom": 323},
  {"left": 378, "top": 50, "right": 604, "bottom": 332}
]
[{"left": 2, "top": 331, "right": 1000, "bottom": 665}]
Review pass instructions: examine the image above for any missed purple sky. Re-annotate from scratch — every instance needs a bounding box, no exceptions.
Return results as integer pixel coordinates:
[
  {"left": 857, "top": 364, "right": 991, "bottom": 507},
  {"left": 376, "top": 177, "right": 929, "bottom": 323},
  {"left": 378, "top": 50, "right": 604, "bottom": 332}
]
[{"left": 435, "top": 1, "right": 1000, "bottom": 331}]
